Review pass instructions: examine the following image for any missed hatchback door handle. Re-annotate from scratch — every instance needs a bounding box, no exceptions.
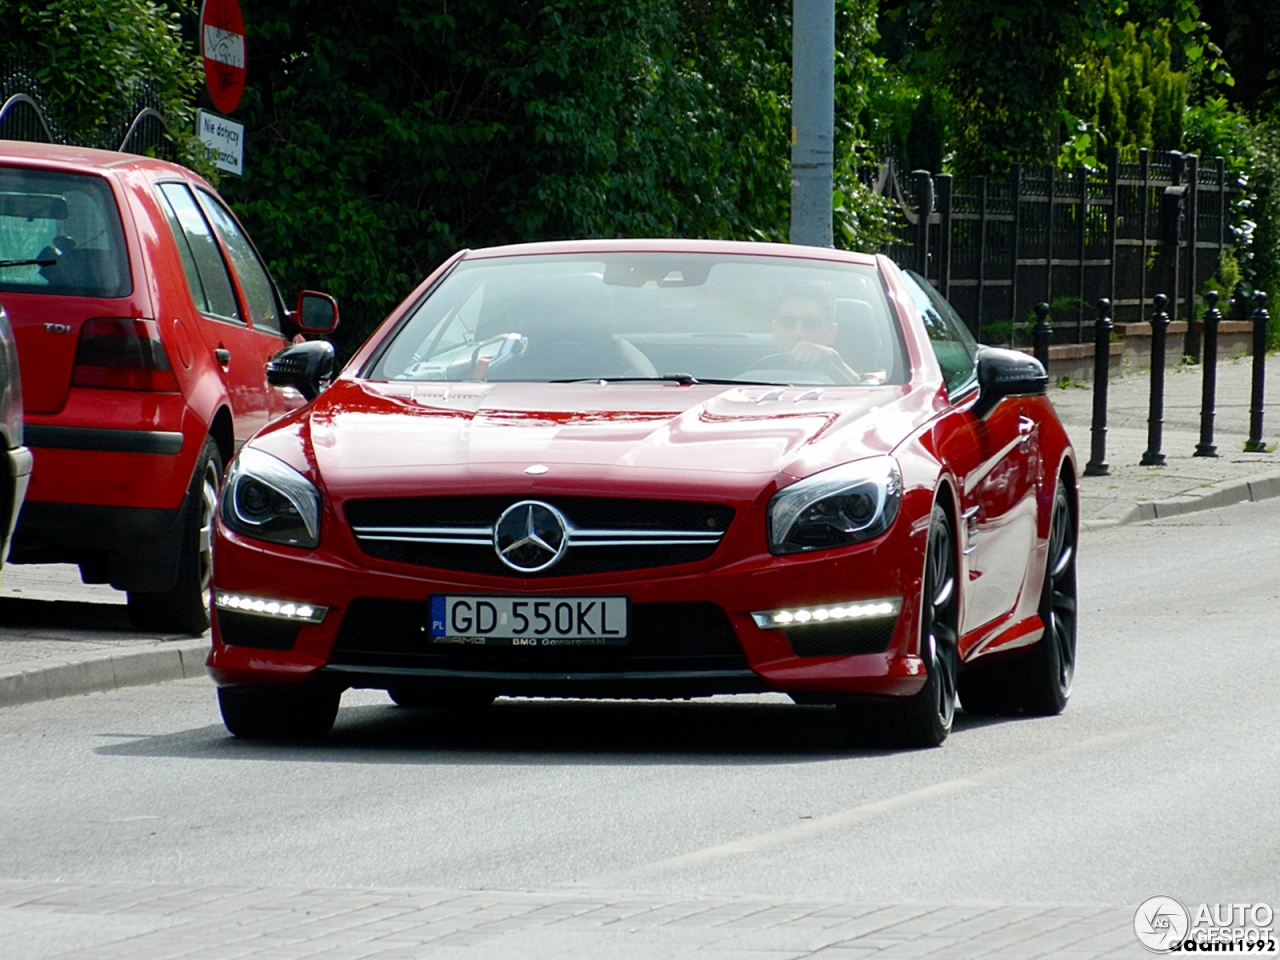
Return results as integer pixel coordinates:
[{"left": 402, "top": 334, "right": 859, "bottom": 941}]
[{"left": 215, "top": 348, "right": 231, "bottom": 365}]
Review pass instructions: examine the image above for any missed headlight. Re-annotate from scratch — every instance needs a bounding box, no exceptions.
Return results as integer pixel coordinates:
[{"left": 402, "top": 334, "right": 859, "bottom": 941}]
[
  {"left": 220, "top": 448, "right": 321, "bottom": 549},
  {"left": 768, "top": 456, "right": 901, "bottom": 554}
]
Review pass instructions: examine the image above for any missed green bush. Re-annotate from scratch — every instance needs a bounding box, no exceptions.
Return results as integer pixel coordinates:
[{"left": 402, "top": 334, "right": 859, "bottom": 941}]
[
  {"left": 223, "top": 0, "right": 892, "bottom": 355},
  {"left": 1063, "top": 21, "right": 1189, "bottom": 168}
]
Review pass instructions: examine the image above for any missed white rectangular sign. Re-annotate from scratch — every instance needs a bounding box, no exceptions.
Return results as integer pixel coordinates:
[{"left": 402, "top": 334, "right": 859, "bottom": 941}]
[
  {"left": 197, "top": 109, "right": 244, "bottom": 176},
  {"left": 202, "top": 25, "right": 246, "bottom": 69}
]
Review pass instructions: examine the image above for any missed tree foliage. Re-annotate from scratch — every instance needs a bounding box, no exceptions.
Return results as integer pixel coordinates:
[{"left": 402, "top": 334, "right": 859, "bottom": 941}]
[
  {"left": 222, "top": 0, "right": 889, "bottom": 351},
  {"left": 932, "top": 0, "right": 1093, "bottom": 174},
  {"left": 1061, "top": 22, "right": 1190, "bottom": 166},
  {"left": 0, "top": 0, "right": 202, "bottom": 161}
]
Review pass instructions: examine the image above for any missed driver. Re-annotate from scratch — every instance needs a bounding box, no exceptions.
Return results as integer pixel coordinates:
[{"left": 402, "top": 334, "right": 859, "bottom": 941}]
[{"left": 770, "top": 281, "right": 860, "bottom": 382}]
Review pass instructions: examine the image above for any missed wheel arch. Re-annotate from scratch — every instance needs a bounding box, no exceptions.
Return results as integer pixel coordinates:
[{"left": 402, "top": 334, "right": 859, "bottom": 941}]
[
  {"left": 931, "top": 475, "right": 960, "bottom": 545},
  {"left": 1057, "top": 457, "right": 1079, "bottom": 532},
  {"left": 909, "top": 474, "right": 960, "bottom": 659},
  {"left": 208, "top": 406, "right": 234, "bottom": 473},
  {"left": 1041, "top": 452, "right": 1080, "bottom": 542}
]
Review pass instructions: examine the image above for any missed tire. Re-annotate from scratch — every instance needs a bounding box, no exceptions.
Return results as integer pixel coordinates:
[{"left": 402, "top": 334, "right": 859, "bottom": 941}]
[
  {"left": 1016, "top": 478, "right": 1077, "bottom": 715},
  {"left": 127, "top": 437, "right": 221, "bottom": 635},
  {"left": 958, "top": 477, "right": 1077, "bottom": 717},
  {"left": 838, "top": 504, "right": 959, "bottom": 749},
  {"left": 218, "top": 684, "right": 341, "bottom": 740},
  {"left": 387, "top": 687, "right": 495, "bottom": 711}
]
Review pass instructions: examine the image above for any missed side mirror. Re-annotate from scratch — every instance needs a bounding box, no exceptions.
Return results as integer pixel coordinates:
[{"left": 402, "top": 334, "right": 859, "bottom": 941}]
[
  {"left": 267, "top": 341, "right": 335, "bottom": 401},
  {"left": 973, "top": 347, "right": 1047, "bottom": 418},
  {"left": 296, "top": 291, "right": 339, "bottom": 334}
]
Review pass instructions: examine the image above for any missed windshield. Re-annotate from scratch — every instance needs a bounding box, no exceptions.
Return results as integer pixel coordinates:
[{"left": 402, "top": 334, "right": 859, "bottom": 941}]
[
  {"left": 366, "top": 253, "right": 906, "bottom": 387},
  {"left": 0, "top": 167, "right": 130, "bottom": 298}
]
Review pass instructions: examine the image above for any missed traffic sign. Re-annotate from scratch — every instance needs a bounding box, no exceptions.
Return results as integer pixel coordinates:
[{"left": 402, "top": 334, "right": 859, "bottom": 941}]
[
  {"left": 197, "top": 109, "right": 244, "bottom": 176},
  {"left": 200, "top": 0, "right": 246, "bottom": 115}
]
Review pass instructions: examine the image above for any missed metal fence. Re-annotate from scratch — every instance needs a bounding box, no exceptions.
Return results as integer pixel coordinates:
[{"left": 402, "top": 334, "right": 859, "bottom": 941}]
[
  {"left": 0, "top": 65, "right": 177, "bottom": 161},
  {"left": 881, "top": 147, "right": 1238, "bottom": 345}
]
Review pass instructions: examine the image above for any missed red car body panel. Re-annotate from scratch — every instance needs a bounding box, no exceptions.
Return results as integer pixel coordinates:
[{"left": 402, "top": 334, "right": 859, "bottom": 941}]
[
  {"left": 2, "top": 141, "right": 297, "bottom": 591},
  {"left": 207, "top": 239, "right": 1077, "bottom": 704}
]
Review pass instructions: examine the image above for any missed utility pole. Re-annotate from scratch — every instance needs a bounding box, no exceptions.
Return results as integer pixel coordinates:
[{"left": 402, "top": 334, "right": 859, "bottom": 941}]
[{"left": 789, "top": 0, "right": 834, "bottom": 247}]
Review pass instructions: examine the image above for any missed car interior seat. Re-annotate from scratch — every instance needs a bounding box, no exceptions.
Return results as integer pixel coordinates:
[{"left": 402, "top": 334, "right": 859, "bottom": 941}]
[{"left": 834, "top": 298, "right": 899, "bottom": 382}]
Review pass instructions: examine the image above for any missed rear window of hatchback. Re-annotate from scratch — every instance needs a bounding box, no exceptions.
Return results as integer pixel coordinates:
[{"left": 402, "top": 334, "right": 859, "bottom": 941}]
[{"left": 0, "top": 167, "right": 130, "bottom": 299}]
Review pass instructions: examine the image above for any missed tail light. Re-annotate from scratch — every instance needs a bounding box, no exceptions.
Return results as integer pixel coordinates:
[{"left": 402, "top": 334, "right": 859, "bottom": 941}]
[{"left": 72, "top": 318, "right": 179, "bottom": 391}]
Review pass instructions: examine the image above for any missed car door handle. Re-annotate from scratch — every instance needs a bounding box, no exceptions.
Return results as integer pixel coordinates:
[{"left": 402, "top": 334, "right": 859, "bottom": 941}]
[{"left": 215, "top": 348, "right": 231, "bottom": 365}]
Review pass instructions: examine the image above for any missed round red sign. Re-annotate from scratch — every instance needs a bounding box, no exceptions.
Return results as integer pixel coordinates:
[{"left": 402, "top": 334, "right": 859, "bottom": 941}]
[{"left": 200, "top": 0, "right": 246, "bottom": 115}]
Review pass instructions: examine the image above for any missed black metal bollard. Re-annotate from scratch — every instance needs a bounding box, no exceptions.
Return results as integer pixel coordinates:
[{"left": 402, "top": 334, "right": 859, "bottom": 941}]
[
  {"left": 1245, "top": 291, "right": 1270, "bottom": 452},
  {"left": 1142, "top": 294, "right": 1171, "bottom": 466},
  {"left": 1085, "top": 298, "right": 1113, "bottom": 477},
  {"left": 1194, "top": 290, "right": 1222, "bottom": 457},
  {"left": 1033, "top": 302, "right": 1052, "bottom": 371}
]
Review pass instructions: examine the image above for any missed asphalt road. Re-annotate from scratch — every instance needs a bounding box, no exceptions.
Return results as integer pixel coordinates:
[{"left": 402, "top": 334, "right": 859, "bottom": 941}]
[{"left": 0, "top": 500, "right": 1278, "bottom": 954}]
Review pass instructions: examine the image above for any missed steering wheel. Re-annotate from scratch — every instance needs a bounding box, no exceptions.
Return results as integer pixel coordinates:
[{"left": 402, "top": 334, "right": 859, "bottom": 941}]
[
  {"left": 472, "top": 332, "right": 526, "bottom": 378},
  {"left": 743, "top": 353, "right": 859, "bottom": 385}
]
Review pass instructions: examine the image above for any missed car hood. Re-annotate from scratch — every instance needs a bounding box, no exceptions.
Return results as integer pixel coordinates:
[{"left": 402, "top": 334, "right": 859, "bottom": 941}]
[{"left": 256, "top": 379, "right": 935, "bottom": 501}]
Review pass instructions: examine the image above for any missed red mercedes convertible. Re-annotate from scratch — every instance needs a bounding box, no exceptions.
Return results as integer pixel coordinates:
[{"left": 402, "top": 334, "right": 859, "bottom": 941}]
[{"left": 208, "top": 239, "right": 1078, "bottom": 748}]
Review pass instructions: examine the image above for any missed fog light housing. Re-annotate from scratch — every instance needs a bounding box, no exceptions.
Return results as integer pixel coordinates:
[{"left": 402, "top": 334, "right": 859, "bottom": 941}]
[
  {"left": 214, "top": 592, "right": 328, "bottom": 623},
  {"left": 751, "top": 597, "right": 901, "bottom": 629}
]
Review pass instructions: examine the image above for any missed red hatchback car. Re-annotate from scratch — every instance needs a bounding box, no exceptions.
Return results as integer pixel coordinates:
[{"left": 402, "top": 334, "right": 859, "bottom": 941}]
[
  {"left": 0, "top": 142, "right": 335, "bottom": 633},
  {"left": 210, "top": 239, "right": 1077, "bottom": 748}
]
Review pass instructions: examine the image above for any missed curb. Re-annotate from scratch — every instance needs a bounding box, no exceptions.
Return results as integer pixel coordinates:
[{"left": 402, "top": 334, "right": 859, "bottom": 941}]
[
  {"left": 1080, "top": 471, "right": 1280, "bottom": 530},
  {"left": 0, "top": 639, "right": 209, "bottom": 708}
]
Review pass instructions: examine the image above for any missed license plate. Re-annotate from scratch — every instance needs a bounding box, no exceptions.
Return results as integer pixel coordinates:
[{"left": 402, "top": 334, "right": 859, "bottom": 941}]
[{"left": 429, "top": 595, "right": 630, "bottom": 646}]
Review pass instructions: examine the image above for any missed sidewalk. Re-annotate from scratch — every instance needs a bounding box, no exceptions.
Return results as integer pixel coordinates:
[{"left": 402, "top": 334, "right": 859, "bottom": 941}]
[
  {"left": 1048, "top": 352, "right": 1280, "bottom": 527},
  {"left": 3, "top": 352, "right": 1280, "bottom": 709}
]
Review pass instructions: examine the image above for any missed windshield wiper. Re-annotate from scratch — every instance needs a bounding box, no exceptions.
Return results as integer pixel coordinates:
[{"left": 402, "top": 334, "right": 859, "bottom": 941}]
[
  {"left": 0, "top": 258, "right": 56, "bottom": 269},
  {"left": 550, "top": 375, "right": 778, "bottom": 386}
]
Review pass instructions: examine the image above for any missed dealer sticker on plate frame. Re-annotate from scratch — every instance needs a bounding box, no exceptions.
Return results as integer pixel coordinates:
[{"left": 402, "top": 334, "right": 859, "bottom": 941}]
[{"left": 429, "top": 595, "right": 630, "bottom": 646}]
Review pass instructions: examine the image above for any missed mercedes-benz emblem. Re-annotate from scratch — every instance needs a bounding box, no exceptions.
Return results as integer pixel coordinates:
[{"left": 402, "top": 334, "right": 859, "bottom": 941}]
[{"left": 493, "top": 500, "right": 569, "bottom": 573}]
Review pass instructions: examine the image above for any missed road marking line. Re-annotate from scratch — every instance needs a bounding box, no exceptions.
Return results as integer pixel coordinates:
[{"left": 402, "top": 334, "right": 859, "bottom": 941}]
[{"left": 565, "top": 727, "right": 1148, "bottom": 888}]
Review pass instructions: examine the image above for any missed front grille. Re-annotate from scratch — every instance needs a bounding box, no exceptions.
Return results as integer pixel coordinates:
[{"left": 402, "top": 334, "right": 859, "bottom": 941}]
[
  {"left": 344, "top": 495, "right": 734, "bottom": 577},
  {"left": 784, "top": 616, "right": 897, "bottom": 657},
  {"left": 330, "top": 598, "right": 748, "bottom": 675}
]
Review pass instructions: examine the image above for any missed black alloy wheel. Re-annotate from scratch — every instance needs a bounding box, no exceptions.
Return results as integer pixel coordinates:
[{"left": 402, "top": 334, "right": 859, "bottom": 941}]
[
  {"left": 958, "top": 476, "right": 1077, "bottom": 717},
  {"left": 218, "top": 684, "right": 342, "bottom": 740},
  {"left": 127, "top": 437, "right": 221, "bottom": 636},
  {"left": 1017, "top": 478, "right": 1077, "bottom": 715},
  {"left": 838, "top": 503, "right": 959, "bottom": 748}
]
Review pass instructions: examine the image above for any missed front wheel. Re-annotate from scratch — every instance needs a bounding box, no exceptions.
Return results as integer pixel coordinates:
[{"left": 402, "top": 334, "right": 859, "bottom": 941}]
[
  {"left": 127, "top": 437, "right": 221, "bottom": 635},
  {"left": 838, "top": 504, "right": 958, "bottom": 749},
  {"left": 1018, "top": 479, "right": 1077, "bottom": 715},
  {"left": 218, "top": 684, "right": 341, "bottom": 740},
  {"left": 958, "top": 477, "right": 1077, "bottom": 716}
]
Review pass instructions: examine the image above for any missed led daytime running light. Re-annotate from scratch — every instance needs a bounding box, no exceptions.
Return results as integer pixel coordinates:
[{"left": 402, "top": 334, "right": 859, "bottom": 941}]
[
  {"left": 215, "top": 593, "right": 328, "bottom": 623},
  {"left": 751, "top": 596, "right": 902, "bottom": 629}
]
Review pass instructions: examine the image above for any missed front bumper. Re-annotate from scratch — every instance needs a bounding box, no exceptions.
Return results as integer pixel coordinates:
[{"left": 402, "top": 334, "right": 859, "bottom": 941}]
[{"left": 208, "top": 521, "right": 930, "bottom": 700}]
